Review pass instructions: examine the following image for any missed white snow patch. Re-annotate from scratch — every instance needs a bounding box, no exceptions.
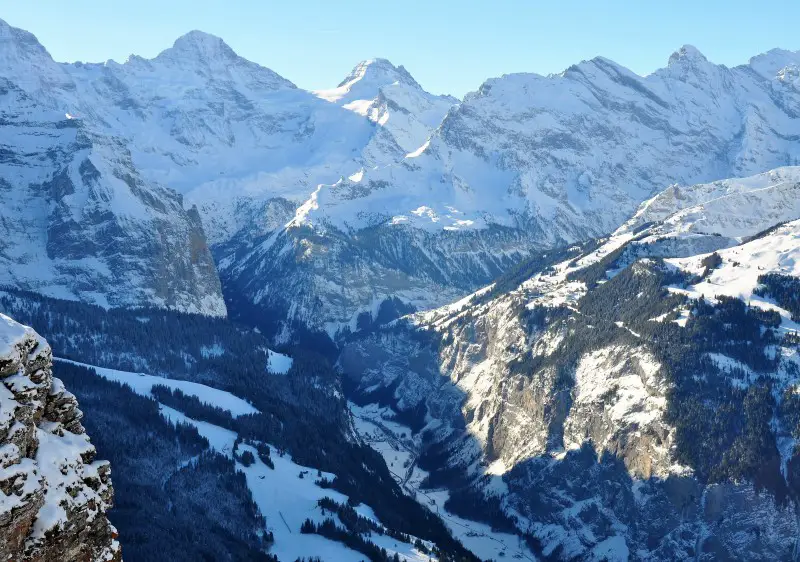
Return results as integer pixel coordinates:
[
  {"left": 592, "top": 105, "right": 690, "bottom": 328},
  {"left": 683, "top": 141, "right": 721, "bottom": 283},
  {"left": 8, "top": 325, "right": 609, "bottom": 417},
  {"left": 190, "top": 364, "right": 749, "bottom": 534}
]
[
  {"left": 405, "top": 139, "right": 431, "bottom": 158},
  {"left": 159, "top": 405, "right": 238, "bottom": 456},
  {"left": 55, "top": 358, "right": 258, "bottom": 417},
  {"left": 267, "top": 350, "right": 293, "bottom": 375}
]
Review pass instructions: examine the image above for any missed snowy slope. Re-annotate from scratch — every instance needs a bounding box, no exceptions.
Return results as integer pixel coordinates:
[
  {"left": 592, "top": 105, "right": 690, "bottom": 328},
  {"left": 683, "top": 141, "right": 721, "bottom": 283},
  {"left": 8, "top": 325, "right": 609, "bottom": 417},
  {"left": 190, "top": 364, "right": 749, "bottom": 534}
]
[
  {"left": 668, "top": 219, "right": 800, "bottom": 329},
  {"left": 267, "top": 349, "right": 293, "bottom": 374},
  {"left": 54, "top": 358, "right": 260, "bottom": 417},
  {"left": 70, "top": 358, "right": 443, "bottom": 561},
  {"left": 340, "top": 170, "right": 800, "bottom": 560},
  {"left": 221, "top": 45, "right": 800, "bottom": 338},
  {"left": 315, "top": 58, "right": 456, "bottom": 156},
  {"left": 236, "top": 442, "right": 436, "bottom": 562},
  {"left": 618, "top": 167, "right": 800, "bottom": 240}
]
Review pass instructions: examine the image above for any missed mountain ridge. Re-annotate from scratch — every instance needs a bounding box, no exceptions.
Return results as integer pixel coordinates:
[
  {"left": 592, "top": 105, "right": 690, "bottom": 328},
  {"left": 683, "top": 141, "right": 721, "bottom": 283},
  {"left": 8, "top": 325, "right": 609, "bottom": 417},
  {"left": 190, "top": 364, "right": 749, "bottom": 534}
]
[
  {"left": 338, "top": 167, "right": 800, "bottom": 559},
  {"left": 3, "top": 15, "right": 800, "bottom": 340}
]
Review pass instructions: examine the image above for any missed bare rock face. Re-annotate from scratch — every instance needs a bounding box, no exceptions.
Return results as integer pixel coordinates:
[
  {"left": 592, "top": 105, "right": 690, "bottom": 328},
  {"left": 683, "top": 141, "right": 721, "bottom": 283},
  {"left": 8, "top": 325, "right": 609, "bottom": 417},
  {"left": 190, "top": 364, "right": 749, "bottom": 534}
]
[{"left": 0, "top": 313, "right": 120, "bottom": 562}]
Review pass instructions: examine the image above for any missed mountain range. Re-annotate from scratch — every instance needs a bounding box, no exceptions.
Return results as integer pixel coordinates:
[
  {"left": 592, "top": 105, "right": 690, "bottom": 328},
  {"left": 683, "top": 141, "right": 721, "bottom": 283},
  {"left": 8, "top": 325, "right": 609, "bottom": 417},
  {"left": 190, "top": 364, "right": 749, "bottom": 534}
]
[
  {"left": 3, "top": 18, "right": 800, "bottom": 340},
  {"left": 2, "top": 16, "right": 800, "bottom": 561}
]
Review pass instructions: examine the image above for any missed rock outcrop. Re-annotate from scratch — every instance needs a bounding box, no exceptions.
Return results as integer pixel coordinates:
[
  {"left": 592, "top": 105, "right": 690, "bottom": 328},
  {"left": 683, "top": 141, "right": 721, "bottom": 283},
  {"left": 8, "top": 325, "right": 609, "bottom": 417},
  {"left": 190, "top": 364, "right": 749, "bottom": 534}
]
[{"left": 0, "top": 313, "right": 120, "bottom": 562}]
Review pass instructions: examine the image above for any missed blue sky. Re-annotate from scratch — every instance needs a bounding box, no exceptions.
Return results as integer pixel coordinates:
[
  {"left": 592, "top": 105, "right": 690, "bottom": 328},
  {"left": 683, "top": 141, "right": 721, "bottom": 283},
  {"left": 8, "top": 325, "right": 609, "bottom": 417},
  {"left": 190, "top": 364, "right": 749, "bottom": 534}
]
[{"left": 4, "top": 1, "right": 799, "bottom": 97}]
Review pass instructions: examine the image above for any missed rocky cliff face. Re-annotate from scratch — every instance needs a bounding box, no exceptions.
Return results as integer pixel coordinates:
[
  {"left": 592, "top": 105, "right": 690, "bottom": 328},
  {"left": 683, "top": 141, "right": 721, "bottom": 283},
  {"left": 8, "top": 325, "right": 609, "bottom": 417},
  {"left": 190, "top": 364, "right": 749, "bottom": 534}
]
[
  {"left": 340, "top": 170, "right": 800, "bottom": 559},
  {"left": 0, "top": 20, "right": 225, "bottom": 316},
  {"left": 0, "top": 313, "right": 120, "bottom": 562},
  {"left": 218, "top": 222, "right": 535, "bottom": 340}
]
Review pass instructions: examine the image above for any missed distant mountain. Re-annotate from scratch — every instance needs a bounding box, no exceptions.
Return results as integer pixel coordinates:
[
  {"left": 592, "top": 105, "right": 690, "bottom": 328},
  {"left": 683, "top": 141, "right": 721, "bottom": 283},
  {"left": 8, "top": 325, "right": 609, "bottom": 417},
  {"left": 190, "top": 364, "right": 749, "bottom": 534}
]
[
  {"left": 340, "top": 168, "right": 800, "bottom": 559},
  {"left": 4, "top": 17, "right": 799, "bottom": 339},
  {"left": 315, "top": 58, "right": 457, "bottom": 155},
  {"left": 306, "top": 45, "right": 800, "bottom": 235},
  {"left": 0, "top": 20, "right": 225, "bottom": 315},
  {"left": 220, "top": 44, "right": 800, "bottom": 340},
  {"left": 0, "top": 19, "right": 457, "bottom": 321}
]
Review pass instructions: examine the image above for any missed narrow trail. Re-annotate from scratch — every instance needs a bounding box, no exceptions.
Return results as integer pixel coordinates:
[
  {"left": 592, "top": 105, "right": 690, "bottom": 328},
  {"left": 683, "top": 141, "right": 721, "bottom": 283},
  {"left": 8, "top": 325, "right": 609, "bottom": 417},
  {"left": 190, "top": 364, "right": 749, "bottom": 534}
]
[{"left": 279, "top": 511, "right": 292, "bottom": 533}]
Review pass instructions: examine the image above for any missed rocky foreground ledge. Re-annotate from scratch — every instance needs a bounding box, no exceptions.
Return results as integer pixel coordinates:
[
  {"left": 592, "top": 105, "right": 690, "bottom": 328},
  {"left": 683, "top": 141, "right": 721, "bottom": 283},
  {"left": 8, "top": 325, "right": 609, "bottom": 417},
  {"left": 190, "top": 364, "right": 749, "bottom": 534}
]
[{"left": 0, "top": 313, "right": 120, "bottom": 561}]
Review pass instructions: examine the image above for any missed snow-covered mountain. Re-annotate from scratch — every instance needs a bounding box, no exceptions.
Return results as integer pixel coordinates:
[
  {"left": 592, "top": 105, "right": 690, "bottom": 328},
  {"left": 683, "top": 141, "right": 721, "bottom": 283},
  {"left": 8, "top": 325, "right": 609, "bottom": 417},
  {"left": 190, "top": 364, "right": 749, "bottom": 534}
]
[
  {"left": 0, "top": 313, "right": 120, "bottom": 561},
  {"left": 296, "top": 45, "right": 800, "bottom": 235},
  {"left": 55, "top": 35, "right": 452, "bottom": 247},
  {"left": 0, "top": 20, "right": 225, "bottom": 315},
  {"left": 220, "top": 44, "right": 800, "bottom": 339},
  {"left": 0, "top": 19, "right": 458, "bottom": 319},
  {"left": 619, "top": 166, "right": 800, "bottom": 239},
  {"left": 339, "top": 169, "right": 800, "bottom": 559},
  {"left": 4, "top": 17, "right": 800, "bottom": 338},
  {"left": 315, "top": 58, "right": 457, "bottom": 156}
]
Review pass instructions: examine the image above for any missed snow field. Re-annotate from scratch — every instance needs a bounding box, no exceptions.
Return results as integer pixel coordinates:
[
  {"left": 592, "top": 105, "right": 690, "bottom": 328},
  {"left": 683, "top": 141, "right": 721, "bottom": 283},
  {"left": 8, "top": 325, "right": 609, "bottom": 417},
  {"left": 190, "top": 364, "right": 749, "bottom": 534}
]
[
  {"left": 72, "top": 360, "right": 438, "bottom": 560},
  {"left": 55, "top": 358, "right": 259, "bottom": 417}
]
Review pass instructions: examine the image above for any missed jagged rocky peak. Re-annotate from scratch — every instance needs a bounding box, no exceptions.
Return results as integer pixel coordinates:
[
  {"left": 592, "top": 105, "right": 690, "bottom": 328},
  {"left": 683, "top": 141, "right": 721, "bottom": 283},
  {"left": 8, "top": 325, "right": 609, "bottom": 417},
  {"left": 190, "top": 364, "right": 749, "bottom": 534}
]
[{"left": 0, "top": 313, "right": 120, "bottom": 561}]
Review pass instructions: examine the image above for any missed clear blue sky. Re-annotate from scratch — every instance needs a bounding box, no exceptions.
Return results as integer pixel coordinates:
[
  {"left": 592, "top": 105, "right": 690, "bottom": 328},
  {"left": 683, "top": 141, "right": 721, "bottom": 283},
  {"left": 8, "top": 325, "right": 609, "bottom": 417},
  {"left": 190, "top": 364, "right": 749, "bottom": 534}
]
[{"left": 3, "top": 1, "right": 799, "bottom": 97}]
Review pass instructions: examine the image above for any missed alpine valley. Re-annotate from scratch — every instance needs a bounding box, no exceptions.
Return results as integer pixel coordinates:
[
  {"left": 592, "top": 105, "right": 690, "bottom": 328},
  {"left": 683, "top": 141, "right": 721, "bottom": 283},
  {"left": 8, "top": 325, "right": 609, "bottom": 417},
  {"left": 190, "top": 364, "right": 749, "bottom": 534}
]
[{"left": 1, "top": 15, "right": 800, "bottom": 562}]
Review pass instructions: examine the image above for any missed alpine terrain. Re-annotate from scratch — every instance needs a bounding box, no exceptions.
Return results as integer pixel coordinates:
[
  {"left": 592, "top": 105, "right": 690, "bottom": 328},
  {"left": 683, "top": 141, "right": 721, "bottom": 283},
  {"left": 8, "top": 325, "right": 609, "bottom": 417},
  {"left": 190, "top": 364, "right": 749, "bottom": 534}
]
[
  {"left": 1, "top": 13, "right": 800, "bottom": 562},
  {"left": 341, "top": 168, "right": 800, "bottom": 560}
]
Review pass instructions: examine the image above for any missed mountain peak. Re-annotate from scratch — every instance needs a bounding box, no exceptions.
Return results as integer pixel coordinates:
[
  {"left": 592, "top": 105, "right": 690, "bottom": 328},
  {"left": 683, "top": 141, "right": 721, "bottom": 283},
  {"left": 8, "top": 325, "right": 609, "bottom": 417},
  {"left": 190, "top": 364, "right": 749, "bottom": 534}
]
[
  {"left": 164, "top": 30, "right": 238, "bottom": 62},
  {"left": 748, "top": 48, "right": 800, "bottom": 79},
  {"left": 0, "top": 17, "right": 53, "bottom": 62},
  {"left": 135, "top": 29, "right": 295, "bottom": 90},
  {"left": 315, "top": 58, "right": 423, "bottom": 103},
  {"left": 338, "top": 58, "right": 420, "bottom": 90},
  {"left": 668, "top": 44, "right": 708, "bottom": 66}
]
